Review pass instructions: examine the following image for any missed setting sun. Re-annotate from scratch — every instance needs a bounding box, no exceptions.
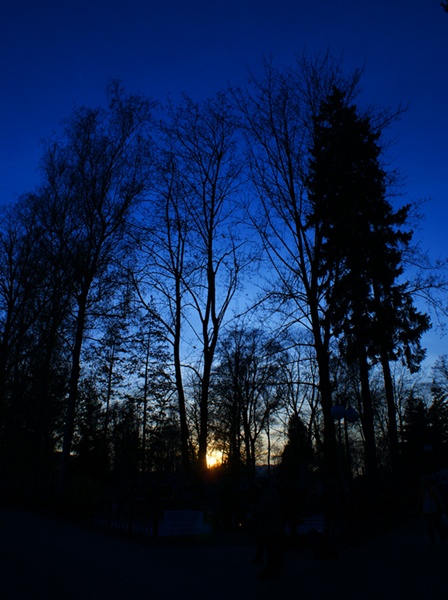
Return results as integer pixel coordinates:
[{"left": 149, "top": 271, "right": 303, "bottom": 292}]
[{"left": 206, "top": 450, "right": 222, "bottom": 468}]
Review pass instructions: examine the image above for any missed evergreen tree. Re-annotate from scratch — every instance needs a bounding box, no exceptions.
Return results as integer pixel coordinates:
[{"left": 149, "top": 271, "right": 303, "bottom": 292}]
[
  {"left": 428, "top": 355, "right": 448, "bottom": 466},
  {"left": 307, "top": 87, "right": 429, "bottom": 480},
  {"left": 280, "top": 413, "right": 314, "bottom": 482},
  {"left": 235, "top": 55, "right": 363, "bottom": 488},
  {"left": 401, "top": 394, "right": 431, "bottom": 478}
]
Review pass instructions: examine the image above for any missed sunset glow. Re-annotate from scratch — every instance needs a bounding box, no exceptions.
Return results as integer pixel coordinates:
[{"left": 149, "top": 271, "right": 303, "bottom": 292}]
[{"left": 206, "top": 451, "right": 222, "bottom": 468}]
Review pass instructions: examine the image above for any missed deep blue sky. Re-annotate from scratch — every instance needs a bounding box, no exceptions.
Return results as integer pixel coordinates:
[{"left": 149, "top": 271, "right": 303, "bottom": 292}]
[{"left": 1, "top": 0, "right": 447, "bottom": 361}]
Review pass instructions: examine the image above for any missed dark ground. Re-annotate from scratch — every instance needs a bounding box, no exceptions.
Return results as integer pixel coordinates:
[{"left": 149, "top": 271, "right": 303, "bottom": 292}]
[{"left": 0, "top": 506, "right": 446, "bottom": 599}]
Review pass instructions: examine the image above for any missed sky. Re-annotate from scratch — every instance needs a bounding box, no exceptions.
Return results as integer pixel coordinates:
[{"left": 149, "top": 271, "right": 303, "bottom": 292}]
[{"left": 1, "top": 0, "right": 447, "bottom": 363}]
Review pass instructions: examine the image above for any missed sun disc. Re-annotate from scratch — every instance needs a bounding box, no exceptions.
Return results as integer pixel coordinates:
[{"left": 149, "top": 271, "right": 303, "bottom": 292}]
[{"left": 206, "top": 451, "right": 222, "bottom": 468}]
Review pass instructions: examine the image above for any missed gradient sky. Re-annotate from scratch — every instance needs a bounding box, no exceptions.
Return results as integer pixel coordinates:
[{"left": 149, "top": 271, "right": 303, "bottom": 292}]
[{"left": 1, "top": 0, "right": 447, "bottom": 360}]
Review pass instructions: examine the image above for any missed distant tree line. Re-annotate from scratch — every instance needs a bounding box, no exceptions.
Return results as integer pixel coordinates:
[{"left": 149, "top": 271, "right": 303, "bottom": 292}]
[{"left": 0, "top": 54, "right": 447, "bottom": 515}]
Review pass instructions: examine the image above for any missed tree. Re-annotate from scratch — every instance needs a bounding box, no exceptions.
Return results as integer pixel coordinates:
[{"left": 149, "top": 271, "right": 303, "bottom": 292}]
[
  {"left": 280, "top": 413, "right": 315, "bottom": 493},
  {"left": 134, "top": 152, "right": 191, "bottom": 472},
  {"left": 0, "top": 199, "right": 72, "bottom": 493},
  {"left": 137, "top": 91, "right": 247, "bottom": 475},
  {"left": 427, "top": 356, "right": 448, "bottom": 466},
  {"left": 279, "top": 334, "right": 322, "bottom": 450},
  {"left": 0, "top": 209, "right": 34, "bottom": 479},
  {"left": 431, "top": 355, "right": 448, "bottom": 403},
  {"left": 401, "top": 392, "right": 432, "bottom": 479},
  {"left": 128, "top": 307, "right": 175, "bottom": 474},
  {"left": 109, "top": 397, "right": 141, "bottom": 483},
  {"left": 36, "top": 82, "right": 153, "bottom": 494},
  {"left": 71, "top": 376, "right": 105, "bottom": 478},
  {"left": 306, "top": 86, "right": 429, "bottom": 480},
  {"left": 78, "top": 299, "right": 134, "bottom": 470},
  {"left": 210, "top": 326, "right": 286, "bottom": 481},
  {"left": 235, "top": 53, "right": 362, "bottom": 485},
  {"left": 0, "top": 205, "right": 44, "bottom": 415}
]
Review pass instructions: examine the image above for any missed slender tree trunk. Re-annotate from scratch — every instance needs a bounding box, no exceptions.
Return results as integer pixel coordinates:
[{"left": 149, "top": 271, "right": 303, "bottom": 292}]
[
  {"left": 141, "top": 341, "right": 150, "bottom": 475},
  {"left": 197, "top": 248, "right": 220, "bottom": 475},
  {"left": 266, "top": 412, "right": 271, "bottom": 478},
  {"left": 34, "top": 319, "right": 60, "bottom": 492},
  {"left": 242, "top": 415, "right": 254, "bottom": 480},
  {"left": 0, "top": 314, "right": 14, "bottom": 429},
  {"left": 198, "top": 338, "right": 219, "bottom": 474},
  {"left": 310, "top": 313, "right": 339, "bottom": 484},
  {"left": 380, "top": 350, "right": 400, "bottom": 478},
  {"left": 58, "top": 293, "right": 88, "bottom": 495},
  {"left": 173, "top": 307, "right": 190, "bottom": 475},
  {"left": 228, "top": 383, "right": 241, "bottom": 476},
  {"left": 0, "top": 340, "right": 9, "bottom": 434},
  {"left": 198, "top": 366, "right": 211, "bottom": 474},
  {"left": 358, "top": 344, "right": 378, "bottom": 482},
  {"left": 104, "top": 342, "right": 115, "bottom": 441}
]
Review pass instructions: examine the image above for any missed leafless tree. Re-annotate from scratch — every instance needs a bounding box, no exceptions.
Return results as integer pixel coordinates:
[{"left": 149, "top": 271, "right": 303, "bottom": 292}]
[
  {"left": 136, "top": 91, "right": 250, "bottom": 474},
  {"left": 210, "top": 325, "right": 287, "bottom": 480},
  {"left": 233, "top": 53, "right": 362, "bottom": 482},
  {"left": 37, "top": 82, "right": 153, "bottom": 493}
]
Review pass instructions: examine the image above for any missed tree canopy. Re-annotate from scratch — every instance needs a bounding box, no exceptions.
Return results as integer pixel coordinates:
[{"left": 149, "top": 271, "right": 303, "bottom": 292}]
[{"left": 0, "top": 56, "right": 444, "bottom": 519}]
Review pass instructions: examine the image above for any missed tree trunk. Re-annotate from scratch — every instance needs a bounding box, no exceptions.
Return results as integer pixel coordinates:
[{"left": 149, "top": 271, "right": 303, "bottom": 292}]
[
  {"left": 58, "top": 293, "right": 87, "bottom": 495},
  {"left": 380, "top": 350, "right": 400, "bottom": 478},
  {"left": 141, "top": 341, "right": 150, "bottom": 475},
  {"left": 310, "top": 311, "right": 339, "bottom": 484},
  {"left": 358, "top": 344, "right": 378, "bottom": 482},
  {"left": 198, "top": 367, "right": 210, "bottom": 475},
  {"left": 173, "top": 317, "right": 191, "bottom": 475}
]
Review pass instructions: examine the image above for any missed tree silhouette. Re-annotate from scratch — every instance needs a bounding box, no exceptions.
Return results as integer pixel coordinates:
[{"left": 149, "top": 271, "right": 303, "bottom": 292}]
[
  {"left": 307, "top": 86, "right": 429, "bottom": 481},
  {"left": 36, "top": 82, "right": 153, "bottom": 495},
  {"left": 0, "top": 68, "right": 442, "bottom": 513},
  {"left": 210, "top": 326, "right": 286, "bottom": 481},
  {"left": 235, "top": 54, "right": 363, "bottom": 486},
  {"left": 138, "top": 91, "right": 247, "bottom": 476},
  {"left": 0, "top": 202, "right": 68, "bottom": 490}
]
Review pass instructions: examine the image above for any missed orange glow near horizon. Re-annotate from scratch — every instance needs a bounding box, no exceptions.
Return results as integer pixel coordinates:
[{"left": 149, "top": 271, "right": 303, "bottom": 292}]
[{"left": 206, "top": 450, "right": 222, "bottom": 468}]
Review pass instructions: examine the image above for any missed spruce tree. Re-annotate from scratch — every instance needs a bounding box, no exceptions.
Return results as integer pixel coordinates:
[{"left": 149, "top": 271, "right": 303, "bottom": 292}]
[{"left": 307, "top": 87, "right": 429, "bottom": 481}]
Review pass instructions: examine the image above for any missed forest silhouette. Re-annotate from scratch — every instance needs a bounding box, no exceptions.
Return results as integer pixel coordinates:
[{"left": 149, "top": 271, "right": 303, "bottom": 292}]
[{"left": 0, "top": 53, "right": 447, "bottom": 564}]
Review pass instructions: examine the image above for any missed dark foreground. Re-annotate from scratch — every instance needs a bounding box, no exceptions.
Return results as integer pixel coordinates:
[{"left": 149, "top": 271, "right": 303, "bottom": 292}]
[{"left": 0, "top": 506, "right": 446, "bottom": 599}]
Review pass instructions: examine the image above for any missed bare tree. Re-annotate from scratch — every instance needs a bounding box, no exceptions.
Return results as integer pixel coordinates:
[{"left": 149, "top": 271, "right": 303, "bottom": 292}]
[
  {"left": 36, "top": 82, "right": 153, "bottom": 494},
  {"left": 279, "top": 335, "right": 322, "bottom": 448},
  {"left": 0, "top": 201, "right": 63, "bottom": 485},
  {"left": 431, "top": 355, "right": 448, "bottom": 402},
  {"left": 136, "top": 90, "right": 249, "bottom": 475},
  {"left": 210, "top": 325, "right": 287, "bottom": 480},
  {"left": 0, "top": 206, "right": 42, "bottom": 414},
  {"left": 234, "top": 53, "right": 362, "bottom": 483}
]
